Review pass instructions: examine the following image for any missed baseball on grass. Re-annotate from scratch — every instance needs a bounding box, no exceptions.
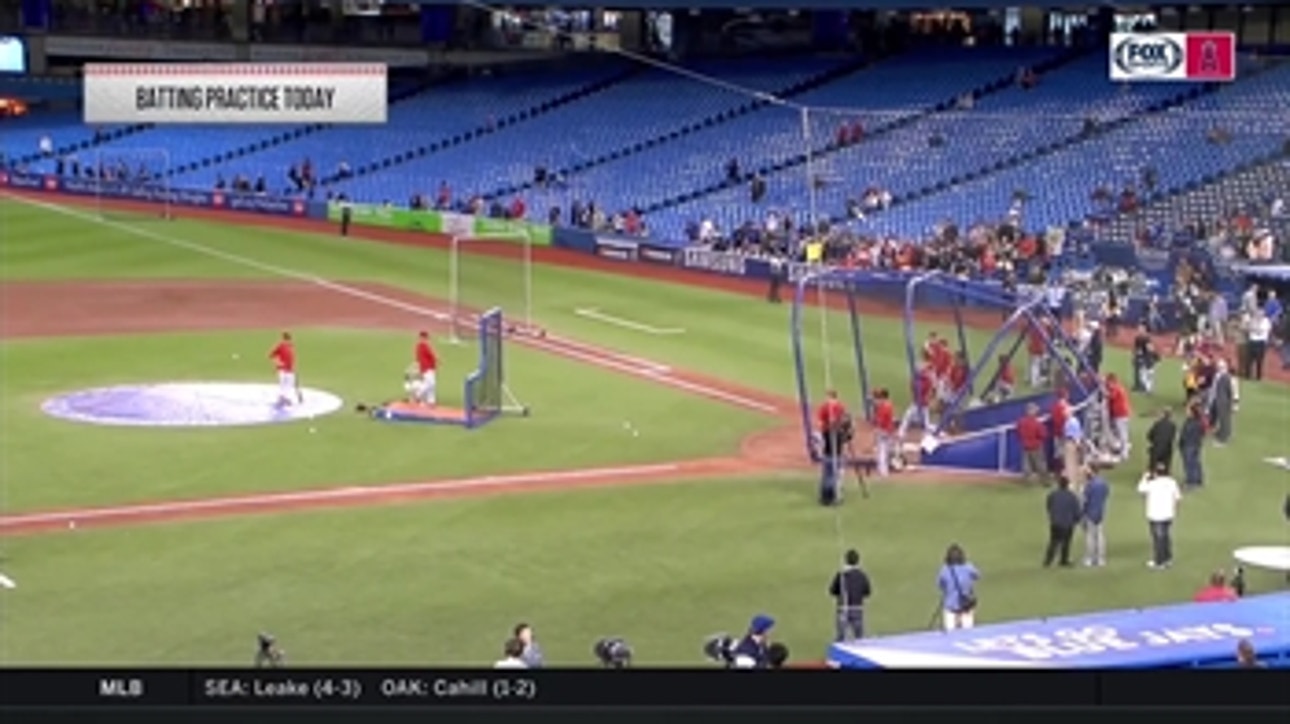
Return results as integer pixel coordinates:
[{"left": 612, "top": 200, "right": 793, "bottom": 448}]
[
  {"left": 309, "top": 427, "right": 317, "bottom": 434},
  {"left": 231, "top": 353, "right": 240, "bottom": 360}
]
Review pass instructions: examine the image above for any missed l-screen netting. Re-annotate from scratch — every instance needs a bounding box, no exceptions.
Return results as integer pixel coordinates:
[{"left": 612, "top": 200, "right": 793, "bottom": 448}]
[
  {"left": 87, "top": 147, "right": 173, "bottom": 222},
  {"left": 448, "top": 231, "right": 542, "bottom": 345}
]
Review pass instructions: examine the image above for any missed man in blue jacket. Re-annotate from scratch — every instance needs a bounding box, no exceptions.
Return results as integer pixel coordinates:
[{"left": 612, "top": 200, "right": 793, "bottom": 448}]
[
  {"left": 731, "top": 615, "right": 775, "bottom": 668},
  {"left": 1082, "top": 466, "right": 1110, "bottom": 567}
]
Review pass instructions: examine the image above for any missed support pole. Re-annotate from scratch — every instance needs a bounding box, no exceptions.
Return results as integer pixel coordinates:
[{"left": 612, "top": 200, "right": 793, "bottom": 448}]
[{"left": 791, "top": 272, "right": 819, "bottom": 463}]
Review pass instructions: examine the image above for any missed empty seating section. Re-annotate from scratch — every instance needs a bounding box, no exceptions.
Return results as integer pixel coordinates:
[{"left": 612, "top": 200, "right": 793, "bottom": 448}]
[
  {"left": 326, "top": 59, "right": 842, "bottom": 204},
  {"left": 6, "top": 51, "right": 1285, "bottom": 247},
  {"left": 652, "top": 53, "right": 1200, "bottom": 240},
  {"left": 0, "top": 78, "right": 132, "bottom": 163},
  {"left": 1104, "top": 160, "right": 1290, "bottom": 243},
  {"left": 519, "top": 48, "right": 1053, "bottom": 230},
  {"left": 860, "top": 60, "right": 1290, "bottom": 237},
  {"left": 277, "top": 67, "right": 624, "bottom": 200}
]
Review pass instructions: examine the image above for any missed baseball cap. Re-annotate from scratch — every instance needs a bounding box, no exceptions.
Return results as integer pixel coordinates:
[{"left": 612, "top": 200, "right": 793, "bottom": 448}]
[{"left": 749, "top": 614, "right": 775, "bottom": 635}]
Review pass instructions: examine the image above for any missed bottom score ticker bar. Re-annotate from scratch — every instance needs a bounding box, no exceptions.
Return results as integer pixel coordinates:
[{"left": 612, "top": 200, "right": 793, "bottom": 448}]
[{"left": 0, "top": 670, "right": 1287, "bottom": 708}]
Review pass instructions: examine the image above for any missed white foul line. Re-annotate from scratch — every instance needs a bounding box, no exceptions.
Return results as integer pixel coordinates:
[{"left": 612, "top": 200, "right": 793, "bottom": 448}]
[
  {"left": 574, "top": 307, "right": 686, "bottom": 336},
  {"left": 3, "top": 194, "right": 776, "bottom": 415},
  {"left": 0, "top": 572, "right": 15, "bottom": 589},
  {"left": 0, "top": 463, "right": 683, "bottom": 529}
]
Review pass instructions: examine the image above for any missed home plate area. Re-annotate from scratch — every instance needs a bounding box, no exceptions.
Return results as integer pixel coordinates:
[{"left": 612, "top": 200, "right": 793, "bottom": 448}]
[
  {"left": 366, "top": 401, "right": 470, "bottom": 426},
  {"left": 40, "top": 382, "right": 343, "bottom": 428}
]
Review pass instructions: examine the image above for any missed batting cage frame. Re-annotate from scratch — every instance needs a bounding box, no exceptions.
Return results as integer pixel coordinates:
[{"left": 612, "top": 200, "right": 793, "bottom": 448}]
[{"left": 791, "top": 268, "right": 1112, "bottom": 475}]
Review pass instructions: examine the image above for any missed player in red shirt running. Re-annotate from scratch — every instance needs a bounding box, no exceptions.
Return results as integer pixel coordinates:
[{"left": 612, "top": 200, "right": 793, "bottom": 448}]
[
  {"left": 414, "top": 331, "right": 438, "bottom": 406},
  {"left": 268, "top": 332, "right": 297, "bottom": 408},
  {"left": 872, "top": 389, "right": 897, "bottom": 477}
]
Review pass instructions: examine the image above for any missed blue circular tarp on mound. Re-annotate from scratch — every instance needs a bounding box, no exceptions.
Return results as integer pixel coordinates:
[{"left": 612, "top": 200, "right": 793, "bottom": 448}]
[{"left": 41, "top": 382, "right": 344, "bottom": 428}]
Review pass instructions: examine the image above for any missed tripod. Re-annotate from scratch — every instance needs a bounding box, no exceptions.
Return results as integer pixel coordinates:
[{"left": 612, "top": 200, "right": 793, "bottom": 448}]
[{"left": 842, "top": 442, "right": 871, "bottom": 499}]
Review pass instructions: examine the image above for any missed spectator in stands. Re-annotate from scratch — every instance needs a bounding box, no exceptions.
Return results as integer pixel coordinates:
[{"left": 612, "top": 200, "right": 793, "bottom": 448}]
[
  {"left": 1081, "top": 466, "right": 1110, "bottom": 567},
  {"left": 1265, "top": 290, "right": 1283, "bottom": 325},
  {"left": 508, "top": 197, "right": 527, "bottom": 220},
  {"left": 336, "top": 161, "right": 351, "bottom": 180},
  {"left": 724, "top": 158, "right": 741, "bottom": 185},
  {"left": 38, "top": 135, "right": 52, "bottom": 157},
  {"left": 750, "top": 174, "right": 766, "bottom": 204},
  {"left": 1193, "top": 571, "right": 1239, "bottom": 603}
]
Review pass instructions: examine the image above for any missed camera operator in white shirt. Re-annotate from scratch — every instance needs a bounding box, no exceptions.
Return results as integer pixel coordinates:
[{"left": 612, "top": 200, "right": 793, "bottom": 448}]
[
  {"left": 1137, "top": 462, "right": 1182, "bottom": 569},
  {"left": 494, "top": 638, "right": 528, "bottom": 669}
]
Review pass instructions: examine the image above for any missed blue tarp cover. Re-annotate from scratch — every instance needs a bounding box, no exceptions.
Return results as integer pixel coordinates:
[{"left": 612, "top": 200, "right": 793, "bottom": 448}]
[{"left": 827, "top": 593, "right": 1290, "bottom": 668}]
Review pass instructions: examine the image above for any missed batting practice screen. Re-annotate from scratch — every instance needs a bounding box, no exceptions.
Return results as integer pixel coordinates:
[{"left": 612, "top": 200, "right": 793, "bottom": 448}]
[{"left": 465, "top": 308, "right": 504, "bottom": 425}]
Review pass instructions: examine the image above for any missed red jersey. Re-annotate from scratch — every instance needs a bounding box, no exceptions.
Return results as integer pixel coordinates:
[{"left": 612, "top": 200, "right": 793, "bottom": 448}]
[
  {"left": 1027, "top": 325, "right": 1046, "bottom": 355},
  {"left": 1193, "top": 586, "right": 1239, "bottom": 603},
  {"left": 1050, "top": 400, "right": 1068, "bottom": 439},
  {"left": 416, "top": 340, "right": 438, "bottom": 374},
  {"left": 998, "top": 360, "right": 1015, "bottom": 386},
  {"left": 873, "top": 399, "right": 896, "bottom": 433},
  {"left": 949, "top": 361, "right": 969, "bottom": 391},
  {"left": 1016, "top": 414, "right": 1047, "bottom": 451},
  {"left": 932, "top": 343, "right": 952, "bottom": 376},
  {"left": 914, "top": 369, "right": 934, "bottom": 406},
  {"left": 1106, "top": 383, "right": 1130, "bottom": 420},
  {"left": 817, "top": 399, "right": 846, "bottom": 431},
  {"left": 269, "top": 341, "right": 295, "bottom": 373}
]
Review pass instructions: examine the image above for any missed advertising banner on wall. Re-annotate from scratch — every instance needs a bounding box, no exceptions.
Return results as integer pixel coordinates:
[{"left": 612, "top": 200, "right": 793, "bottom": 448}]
[{"left": 0, "top": 171, "right": 318, "bottom": 217}]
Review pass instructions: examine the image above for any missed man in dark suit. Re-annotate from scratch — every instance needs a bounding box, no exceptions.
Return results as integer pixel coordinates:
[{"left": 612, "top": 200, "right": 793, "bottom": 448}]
[
  {"left": 1044, "top": 476, "right": 1081, "bottom": 567},
  {"left": 1146, "top": 407, "right": 1177, "bottom": 472},
  {"left": 828, "top": 549, "right": 873, "bottom": 641},
  {"left": 1207, "top": 359, "right": 1235, "bottom": 444},
  {"left": 1178, "top": 403, "right": 1207, "bottom": 489}
]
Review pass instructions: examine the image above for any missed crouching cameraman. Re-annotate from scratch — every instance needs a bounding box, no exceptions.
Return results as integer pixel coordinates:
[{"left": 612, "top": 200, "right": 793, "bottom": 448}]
[
  {"left": 703, "top": 615, "right": 779, "bottom": 668},
  {"left": 816, "top": 391, "right": 854, "bottom": 506},
  {"left": 254, "top": 633, "right": 285, "bottom": 668}
]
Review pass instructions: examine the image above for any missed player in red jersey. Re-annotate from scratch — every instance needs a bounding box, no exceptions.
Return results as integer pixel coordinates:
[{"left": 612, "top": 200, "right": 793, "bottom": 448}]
[
  {"left": 413, "top": 331, "right": 438, "bottom": 406},
  {"left": 1105, "top": 373, "right": 1132, "bottom": 458},
  {"left": 899, "top": 363, "right": 935, "bottom": 440},
  {"left": 268, "top": 332, "right": 297, "bottom": 408},
  {"left": 871, "top": 389, "right": 897, "bottom": 477}
]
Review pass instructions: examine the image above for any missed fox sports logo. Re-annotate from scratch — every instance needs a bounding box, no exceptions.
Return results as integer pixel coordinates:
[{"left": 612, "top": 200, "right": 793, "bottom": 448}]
[{"left": 1113, "top": 35, "right": 1184, "bottom": 77}]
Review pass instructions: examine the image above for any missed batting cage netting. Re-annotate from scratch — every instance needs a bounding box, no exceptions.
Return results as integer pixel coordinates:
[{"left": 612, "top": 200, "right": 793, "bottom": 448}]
[{"left": 792, "top": 269, "right": 1118, "bottom": 478}]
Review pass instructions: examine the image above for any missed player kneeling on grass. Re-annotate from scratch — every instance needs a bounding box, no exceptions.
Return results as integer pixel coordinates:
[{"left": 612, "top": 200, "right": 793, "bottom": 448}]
[{"left": 414, "top": 331, "right": 438, "bottom": 407}]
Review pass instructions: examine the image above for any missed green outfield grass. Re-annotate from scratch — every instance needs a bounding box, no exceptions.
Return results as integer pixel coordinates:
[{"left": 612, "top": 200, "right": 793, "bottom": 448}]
[
  {"left": 3, "top": 475, "right": 1287, "bottom": 666},
  {"left": 0, "top": 328, "right": 771, "bottom": 511},
  {"left": 1, "top": 195, "right": 1288, "bottom": 666}
]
